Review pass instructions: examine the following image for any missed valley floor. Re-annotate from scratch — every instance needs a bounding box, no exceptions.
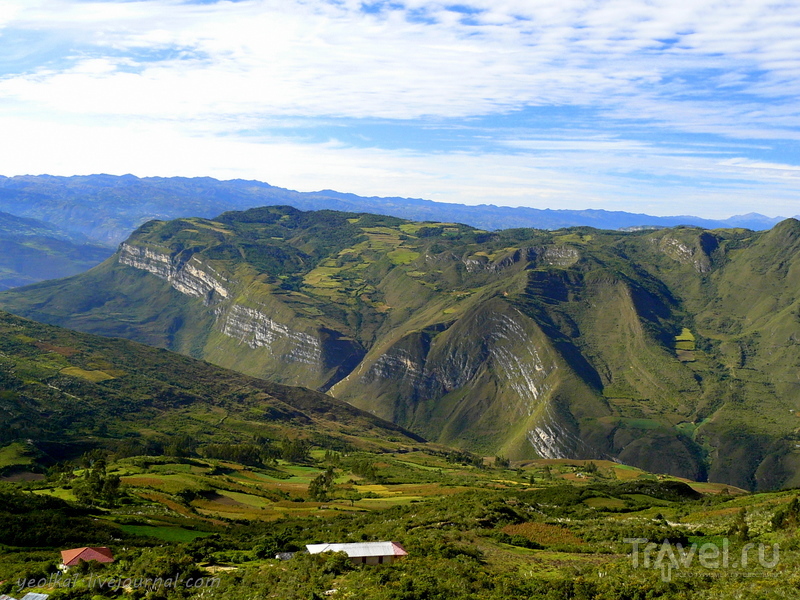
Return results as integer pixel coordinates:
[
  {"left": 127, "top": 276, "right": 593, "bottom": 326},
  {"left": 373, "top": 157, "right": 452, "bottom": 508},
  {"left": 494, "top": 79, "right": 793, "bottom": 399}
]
[{"left": 2, "top": 451, "right": 799, "bottom": 599}]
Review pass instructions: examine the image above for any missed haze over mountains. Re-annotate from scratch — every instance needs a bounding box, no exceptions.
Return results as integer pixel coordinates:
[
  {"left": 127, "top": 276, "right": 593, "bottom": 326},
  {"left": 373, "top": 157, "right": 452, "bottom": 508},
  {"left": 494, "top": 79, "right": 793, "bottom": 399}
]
[
  {"left": 3, "top": 205, "right": 799, "bottom": 490},
  {"left": 0, "top": 174, "right": 792, "bottom": 248},
  {"left": 0, "top": 210, "right": 112, "bottom": 290},
  {"left": 0, "top": 173, "right": 791, "bottom": 291}
]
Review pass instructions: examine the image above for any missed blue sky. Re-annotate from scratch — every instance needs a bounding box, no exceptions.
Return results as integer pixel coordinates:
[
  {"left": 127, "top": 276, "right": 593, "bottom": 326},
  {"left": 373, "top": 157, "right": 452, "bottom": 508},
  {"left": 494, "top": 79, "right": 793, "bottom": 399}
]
[{"left": 1, "top": 0, "right": 799, "bottom": 218}]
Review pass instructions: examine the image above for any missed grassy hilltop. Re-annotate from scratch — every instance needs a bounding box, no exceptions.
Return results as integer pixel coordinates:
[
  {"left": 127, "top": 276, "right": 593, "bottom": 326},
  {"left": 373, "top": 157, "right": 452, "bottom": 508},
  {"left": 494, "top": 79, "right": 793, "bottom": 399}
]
[
  {"left": 0, "top": 309, "right": 421, "bottom": 474},
  {"left": 1, "top": 207, "right": 799, "bottom": 490}
]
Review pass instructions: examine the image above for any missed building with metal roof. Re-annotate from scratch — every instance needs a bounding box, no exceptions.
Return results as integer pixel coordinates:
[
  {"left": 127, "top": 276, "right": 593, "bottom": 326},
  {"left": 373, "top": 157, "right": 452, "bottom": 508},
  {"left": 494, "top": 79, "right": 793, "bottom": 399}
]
[
  {"left": 306, "top": 541, "right": 408, "bottom": 565},
  {"left": 60, "top": 547, "right": 115, "bottom": 568}
]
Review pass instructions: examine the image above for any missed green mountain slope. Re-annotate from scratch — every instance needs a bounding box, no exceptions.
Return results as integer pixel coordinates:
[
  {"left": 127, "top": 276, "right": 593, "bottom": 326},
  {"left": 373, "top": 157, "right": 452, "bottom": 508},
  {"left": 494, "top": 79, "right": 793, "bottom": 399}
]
[
  {"left": 0, "top": 211, "right": 112, "bottom": 290},
  {"left": 0, "top": 308, "right": 422, "bottom": 474},
  {"left": 1, "top": 207, "right": 798, "bottom": 489}
]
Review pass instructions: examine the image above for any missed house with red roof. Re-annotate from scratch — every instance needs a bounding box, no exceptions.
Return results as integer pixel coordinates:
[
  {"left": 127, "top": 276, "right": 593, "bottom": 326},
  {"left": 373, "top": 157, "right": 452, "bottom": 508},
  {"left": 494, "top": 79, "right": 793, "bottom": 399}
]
[{"left": 60, "top": 547, "right": 115, "bottom": 569}]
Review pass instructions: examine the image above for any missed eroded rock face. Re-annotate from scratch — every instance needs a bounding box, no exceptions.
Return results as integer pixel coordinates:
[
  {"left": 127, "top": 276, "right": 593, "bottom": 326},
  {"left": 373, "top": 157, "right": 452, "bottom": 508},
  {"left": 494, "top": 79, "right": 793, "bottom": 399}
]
[
  {"left": 462, "top": 246, "right": 581, "bottom": 273},
  {"left": 527, "top": 404, "right": 584, "bottom": 460},
  {"left": 118, "top": 243, "right": 363, "bottom": 390},
  {"left": 334, "top": 300, "right": 597, "bottom": 460},
  {"left": 656, "top": 232, "right": 718, "bottom": 273},
  {"left": 357, "top": 307, "right": 556, "bottom": 406},
  {"left": 119, "top": 243, "right": 230, "bottom": 301},
  {"left": 220, "top": 304, "right": 322, "bottom": 364}
]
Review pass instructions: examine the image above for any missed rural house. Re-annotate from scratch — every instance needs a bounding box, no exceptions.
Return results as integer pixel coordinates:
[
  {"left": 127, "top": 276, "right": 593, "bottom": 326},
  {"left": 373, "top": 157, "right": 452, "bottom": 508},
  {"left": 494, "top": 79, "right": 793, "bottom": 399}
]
[
  {"left": 306, "top": 541, "right": 408, "bottom": 565},
  {"left": 59, "top": 547, "right": 115, "bottom": 569}
]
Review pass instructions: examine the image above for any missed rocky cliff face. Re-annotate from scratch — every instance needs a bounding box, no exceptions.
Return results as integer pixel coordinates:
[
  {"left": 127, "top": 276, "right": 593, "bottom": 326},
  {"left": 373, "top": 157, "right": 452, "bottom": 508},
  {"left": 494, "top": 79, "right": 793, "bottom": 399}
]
[
  {"left": 117, "top": 241, "right": 364, "bottom": 391},
  {"left": 119, "top": 243, "right": 231, "bottom": 301},
  {"left": 220, "top": 304, "right": 322, "bottom": 364},
  {"left": 4, "top": 208, "right": 799, "bottom": 490},
  {"left": 655, "top": 231, "right": 718, "bottom": 273},
  {"left": 462, "top": 245, "right": 581, "bottom": 274}
]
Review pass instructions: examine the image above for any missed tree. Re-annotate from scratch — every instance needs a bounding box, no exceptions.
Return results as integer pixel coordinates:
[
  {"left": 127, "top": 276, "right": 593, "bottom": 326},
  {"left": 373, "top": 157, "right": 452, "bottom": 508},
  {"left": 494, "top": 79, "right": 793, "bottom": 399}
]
[
  {"left": 772, "top": 496, "right": 800, "bottom": 530},
  {"left": 72, "top": 453, "right": 122, "bottom": 507},
  {"left": 281, "top": 438, "right": 311, "bottom": 463},
  {"left": 345, "top": 491, "right": 362, "bottom": 506},
  {"left": 729, "top": 508, "right": 749, "bottom": 542},
  {"left": 350, "top": 459, "right": 378, "bottom": 481},
  {"left": 308, "top": 466, "right": 336, "bottom": 501},
  {"left": 101, "top": 474, "right": 122, "bottom": 506}
]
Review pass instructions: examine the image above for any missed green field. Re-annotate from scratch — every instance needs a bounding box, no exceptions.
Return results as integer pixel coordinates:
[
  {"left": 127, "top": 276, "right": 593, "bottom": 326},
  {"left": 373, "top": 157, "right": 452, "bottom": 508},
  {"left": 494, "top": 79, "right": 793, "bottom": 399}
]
[
  {"left": 119, "top": 525, "right": 214, "bottom": 542},
  {"left": 0, "top": 442, "right": 35, "bottom": 471},
  {"left": 0, "top": 431, "right": 793, "bottom": 600}
]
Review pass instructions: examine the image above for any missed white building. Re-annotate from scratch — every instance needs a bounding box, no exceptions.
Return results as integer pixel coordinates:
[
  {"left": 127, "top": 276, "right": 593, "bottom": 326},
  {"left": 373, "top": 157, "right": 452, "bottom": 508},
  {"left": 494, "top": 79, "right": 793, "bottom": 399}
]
[{"left": 306, "top": 541, "right": 408, "bottom": 565}]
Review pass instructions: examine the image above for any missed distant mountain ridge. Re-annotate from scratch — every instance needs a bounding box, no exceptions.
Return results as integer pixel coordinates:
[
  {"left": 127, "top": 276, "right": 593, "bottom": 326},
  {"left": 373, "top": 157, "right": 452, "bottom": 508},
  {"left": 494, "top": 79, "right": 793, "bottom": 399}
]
[
  {"left": 0, "top": 210, "right": 84, "bottom": 241},
  {"left": 0, "top": 174, "right": 790, "bottom": 247},
  {"left": 0, "top": 210, "right": 112, "bottom": 290},
  {"left": 3, "top": 206, "right": 799, "bottom": 490}
]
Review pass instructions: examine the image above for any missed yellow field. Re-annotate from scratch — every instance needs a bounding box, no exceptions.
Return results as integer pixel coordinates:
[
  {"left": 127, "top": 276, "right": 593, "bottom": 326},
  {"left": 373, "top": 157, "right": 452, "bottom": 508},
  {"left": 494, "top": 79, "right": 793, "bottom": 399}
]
[{"left": 60, "top": 366, "right": 115, "bottom": 382}]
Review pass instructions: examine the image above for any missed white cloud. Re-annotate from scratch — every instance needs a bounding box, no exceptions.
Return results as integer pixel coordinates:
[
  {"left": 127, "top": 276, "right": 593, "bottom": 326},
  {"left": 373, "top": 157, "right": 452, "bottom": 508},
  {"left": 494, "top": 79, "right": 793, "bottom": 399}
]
[
  {"left": 2, "top": 0, "right": 798, "bottom": 125},
  {"left": 0, "top": 0, "right": 799, "bottom": 216},
  {"left": 1, "top": 111, "right": 797, "bottom": 219}
]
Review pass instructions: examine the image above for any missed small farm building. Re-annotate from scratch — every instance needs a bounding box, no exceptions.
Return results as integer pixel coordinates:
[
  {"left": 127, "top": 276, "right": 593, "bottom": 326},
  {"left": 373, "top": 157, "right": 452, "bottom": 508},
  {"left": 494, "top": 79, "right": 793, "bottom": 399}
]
[
  {"left": 60, "top": 547, "right": 115, "bottom": 568},
  {"left": 306, "top": 541, "right": 408, "bottom": 565}
]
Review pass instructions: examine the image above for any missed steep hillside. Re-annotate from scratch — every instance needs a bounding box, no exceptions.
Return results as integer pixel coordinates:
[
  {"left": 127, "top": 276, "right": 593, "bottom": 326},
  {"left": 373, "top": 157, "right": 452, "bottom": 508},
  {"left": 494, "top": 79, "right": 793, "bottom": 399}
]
[
  {"left": 1, "top": 207, "right": 799, "bottom": 489},
  {"left": 0, "top": 309, "right": 422, "bottom": 475},
  {"left": 0, "top": 211, "right": 112, "bottom": 289}
]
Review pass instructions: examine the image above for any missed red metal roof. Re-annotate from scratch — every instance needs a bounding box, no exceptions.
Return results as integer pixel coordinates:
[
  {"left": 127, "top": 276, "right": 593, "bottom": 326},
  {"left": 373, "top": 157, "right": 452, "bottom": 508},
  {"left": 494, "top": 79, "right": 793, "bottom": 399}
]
[{"left": 60, "top": 547, "right": 115, "bottom": 567}]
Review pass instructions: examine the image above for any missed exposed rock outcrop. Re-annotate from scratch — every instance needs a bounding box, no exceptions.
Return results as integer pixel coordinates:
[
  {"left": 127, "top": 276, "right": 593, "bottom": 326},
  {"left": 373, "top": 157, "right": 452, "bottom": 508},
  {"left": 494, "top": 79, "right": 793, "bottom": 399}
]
[
  {"left": 119, "top": 243, "right": 230, "bottom": 302},
  {"left": 118, "top": 242, "right": 364, "bottom": 390}
]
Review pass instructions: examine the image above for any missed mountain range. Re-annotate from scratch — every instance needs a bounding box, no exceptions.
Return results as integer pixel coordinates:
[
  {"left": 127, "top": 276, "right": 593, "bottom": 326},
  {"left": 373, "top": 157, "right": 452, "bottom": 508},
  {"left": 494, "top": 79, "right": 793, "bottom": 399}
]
[
  {"left": 2, "top": 205, "right": 798, "bottom": 490},
  {"left": 0, "top": 174, "right": 792, "bottom": 248},
  {"left": 0, "top": 173, "right": 790, "bottom": 293},
  {"left": 0, "top": 210, "right": 112, "bottom": 290}
]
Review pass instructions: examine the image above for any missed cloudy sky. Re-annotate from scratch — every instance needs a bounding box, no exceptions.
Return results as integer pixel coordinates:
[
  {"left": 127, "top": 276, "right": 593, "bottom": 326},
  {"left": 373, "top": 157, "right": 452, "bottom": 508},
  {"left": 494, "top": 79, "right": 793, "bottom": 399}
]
[{"left": 1, "top": 0, "right": 799, "bottom": 217}]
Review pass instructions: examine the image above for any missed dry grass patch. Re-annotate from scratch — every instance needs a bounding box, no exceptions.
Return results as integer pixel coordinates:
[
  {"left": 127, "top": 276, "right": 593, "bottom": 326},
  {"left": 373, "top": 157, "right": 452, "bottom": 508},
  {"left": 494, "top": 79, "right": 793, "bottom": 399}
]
[
  {"left": 34, "top": 342, "right": 79, "bottom": 356},
  {"left": 613, "top": 466, "right": 642, "bottom": 480},
  {"left": 60, "top": 366, "right": 115, "bottom": 382},
  {"left": 502, "top": 522, "right": 584, "bottom": 546},
  {"left": 138, "top": 492, "right": 199, "bottom": 519}
]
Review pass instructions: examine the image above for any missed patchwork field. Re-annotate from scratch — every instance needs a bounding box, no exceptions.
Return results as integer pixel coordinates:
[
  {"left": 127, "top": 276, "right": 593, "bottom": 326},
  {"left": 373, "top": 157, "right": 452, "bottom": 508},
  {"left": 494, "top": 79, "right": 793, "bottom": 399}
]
[{"left": 3, "top": 442, "right": 799, "bottom": 600}]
